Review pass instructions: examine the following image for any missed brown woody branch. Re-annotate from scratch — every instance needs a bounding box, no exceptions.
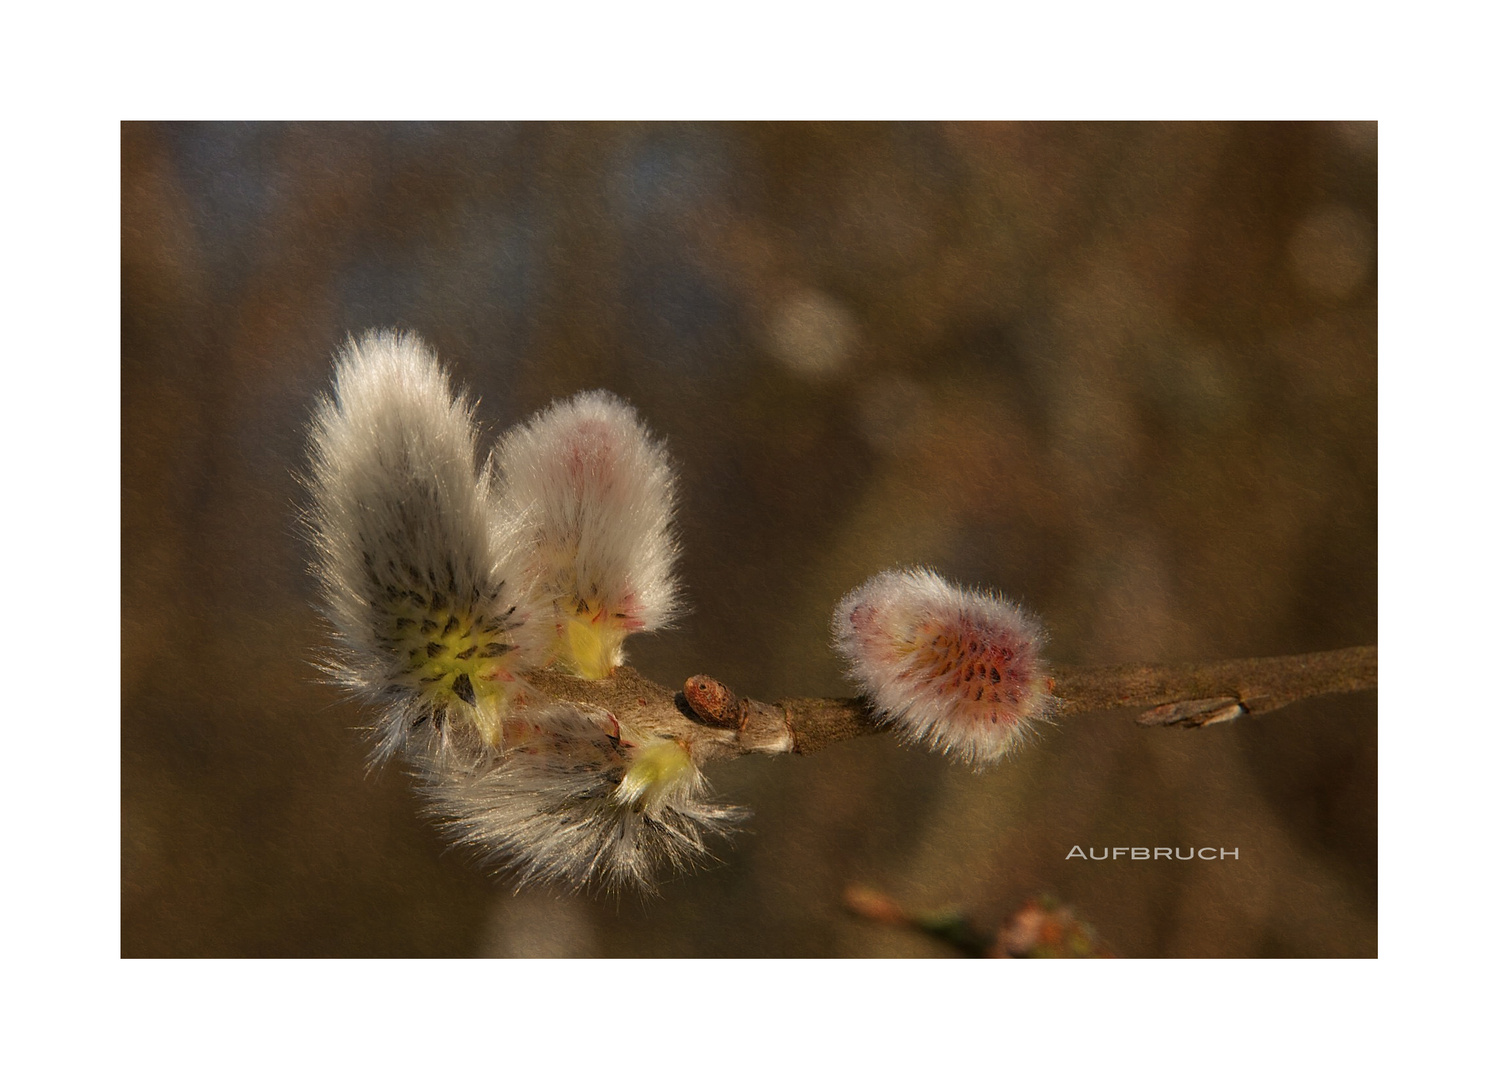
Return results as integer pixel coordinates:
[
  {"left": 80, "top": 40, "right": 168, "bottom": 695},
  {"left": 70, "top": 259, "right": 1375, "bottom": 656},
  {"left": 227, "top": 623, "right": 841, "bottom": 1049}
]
[
  {"left": 526, "top": 645, "right": 1376, "bottom": 764},
  {"left": 1048, "top": 646, "right": 1378, "bottom": 727}
]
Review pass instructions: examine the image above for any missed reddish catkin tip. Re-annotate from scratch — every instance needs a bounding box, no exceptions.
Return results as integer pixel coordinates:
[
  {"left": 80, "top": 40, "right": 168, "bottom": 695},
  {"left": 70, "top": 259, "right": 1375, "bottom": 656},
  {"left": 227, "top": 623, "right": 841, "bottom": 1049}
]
[{"left": 831, "top": 568, "right": 1052, "bottom": 768}]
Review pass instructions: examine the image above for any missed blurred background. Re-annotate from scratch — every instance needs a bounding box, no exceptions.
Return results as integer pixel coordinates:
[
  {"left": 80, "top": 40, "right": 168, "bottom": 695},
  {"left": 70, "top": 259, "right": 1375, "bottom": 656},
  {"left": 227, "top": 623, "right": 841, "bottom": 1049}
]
[{"left": 122, "top": 121, "right": 1376, "bottom": 957}]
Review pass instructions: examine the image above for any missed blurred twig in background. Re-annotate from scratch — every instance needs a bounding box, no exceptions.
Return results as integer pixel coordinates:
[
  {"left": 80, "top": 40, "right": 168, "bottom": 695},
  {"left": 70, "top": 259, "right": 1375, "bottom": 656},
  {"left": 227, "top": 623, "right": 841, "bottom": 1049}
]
[{"left": 845, "top": 885, "right": 1113, "bottom": 958}]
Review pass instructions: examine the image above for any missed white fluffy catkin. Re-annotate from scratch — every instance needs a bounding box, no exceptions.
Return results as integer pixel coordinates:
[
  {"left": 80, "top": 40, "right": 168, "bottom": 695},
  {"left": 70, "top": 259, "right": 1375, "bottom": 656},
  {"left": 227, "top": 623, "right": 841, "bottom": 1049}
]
[
  {"left": 308, "top": 348, "right": 735, "bottom": 891},
  {"left": 304, "top": 330, "right": 544, "bottom": 764},
  {"left": 418, "top": 704, "right": 744, "bottom": 893},
  {"left": 496, "top": 390, "right": 681, "bottom": 679},
  {"left": 832, "top": 567, "right": 1052, "bottom": 768}
]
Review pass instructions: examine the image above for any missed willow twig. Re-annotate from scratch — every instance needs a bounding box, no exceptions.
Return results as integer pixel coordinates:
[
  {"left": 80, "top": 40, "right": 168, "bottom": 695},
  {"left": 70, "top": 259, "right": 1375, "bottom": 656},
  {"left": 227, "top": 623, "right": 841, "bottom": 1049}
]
[
  {"left": 526, "top": 645, "right": 1376, "bottom": 763},
  {"left": 1049, "top": 645, "right": 1378, "bottom": 726}
]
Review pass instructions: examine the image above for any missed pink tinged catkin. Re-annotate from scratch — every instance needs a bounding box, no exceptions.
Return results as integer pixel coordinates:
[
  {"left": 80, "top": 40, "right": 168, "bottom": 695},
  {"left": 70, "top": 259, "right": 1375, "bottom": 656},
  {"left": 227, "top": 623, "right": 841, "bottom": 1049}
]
[
  {"left": 303, "top": 330, "right": 544, "bottom": 765},
  {"left": 496, "top": 390, "right": 681, "bottom": 679},
  {"left": 831, "top": 568, "right": 1053, "bottom": 768}
]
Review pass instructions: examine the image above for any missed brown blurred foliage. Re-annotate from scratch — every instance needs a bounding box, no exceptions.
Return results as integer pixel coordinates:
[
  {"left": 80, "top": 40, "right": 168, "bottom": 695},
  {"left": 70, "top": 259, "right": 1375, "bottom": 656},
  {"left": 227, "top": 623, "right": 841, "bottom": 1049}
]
[{"left": 122, "top": 122, "right": 1376, "bottom": 957}]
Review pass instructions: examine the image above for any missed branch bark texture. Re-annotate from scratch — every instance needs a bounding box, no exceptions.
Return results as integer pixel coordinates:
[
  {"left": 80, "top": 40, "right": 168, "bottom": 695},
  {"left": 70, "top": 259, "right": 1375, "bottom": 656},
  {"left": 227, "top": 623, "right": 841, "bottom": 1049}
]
[
  {"left": 528, "top": 645, "right": 1377, "bottom": 765},
  {"left": 1049, "top": 645, "right": 1378, "bottom": 726}
]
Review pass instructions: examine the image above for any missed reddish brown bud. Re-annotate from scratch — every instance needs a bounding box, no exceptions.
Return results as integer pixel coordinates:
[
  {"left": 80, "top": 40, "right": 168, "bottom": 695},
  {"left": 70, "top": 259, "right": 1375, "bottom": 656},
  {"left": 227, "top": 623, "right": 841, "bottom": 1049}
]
[{"left": 683, "top": 674, "right": 745, "bottom": 729}]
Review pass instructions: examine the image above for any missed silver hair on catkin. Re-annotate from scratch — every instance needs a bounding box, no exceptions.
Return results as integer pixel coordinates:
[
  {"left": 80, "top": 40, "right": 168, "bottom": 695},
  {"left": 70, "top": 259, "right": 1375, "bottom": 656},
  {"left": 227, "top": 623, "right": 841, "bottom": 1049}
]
[
  {"left": 303, "top": 330, "right": 544, "bottom": 765},
  {"left": 496, "top": 390, "right": 681, "bottom": 680},
  {"left": 305, "top": 331, "right": 740, "bottom": 892},
  {"left": 832, "top": 567, "right": 1053, "bottom": 768},
  {"left": 417, "top": 704, "right": 744, "bottom": 893}
]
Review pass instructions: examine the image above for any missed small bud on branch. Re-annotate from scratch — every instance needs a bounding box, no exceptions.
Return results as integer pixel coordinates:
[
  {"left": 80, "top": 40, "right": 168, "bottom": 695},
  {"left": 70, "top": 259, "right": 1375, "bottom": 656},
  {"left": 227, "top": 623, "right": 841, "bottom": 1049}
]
[
  {"left": 1050, "top": 645, "right": 1378, "bottom": 726},
  {"left": 528, "top": 644, "right": 1377, "bottom": 764}
]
